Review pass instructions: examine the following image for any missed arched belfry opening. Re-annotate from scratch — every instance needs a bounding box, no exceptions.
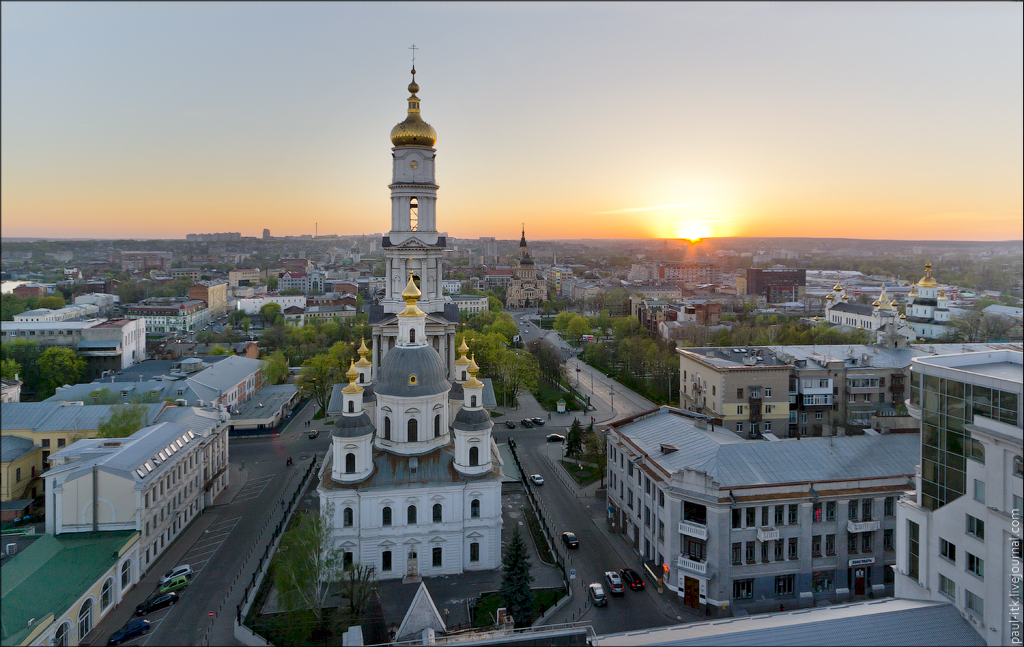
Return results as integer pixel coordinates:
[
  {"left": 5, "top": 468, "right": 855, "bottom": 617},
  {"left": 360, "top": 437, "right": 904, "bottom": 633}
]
[{"left": 410, "top": 197, "right": 419, "bottom": 231}]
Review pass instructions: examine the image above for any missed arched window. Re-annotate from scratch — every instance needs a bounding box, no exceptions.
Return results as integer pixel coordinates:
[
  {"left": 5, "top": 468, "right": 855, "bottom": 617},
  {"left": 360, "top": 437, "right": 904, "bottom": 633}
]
[
  {"left": 359, "top": 373, "right": 365, "bottom": 383},
  {"left": 433, "top": 503, "right": 442, "bottom": 523},
  {"left": 408, "top": 418, "right": 418, "bottom": 442},
  {"left": 471, "top": 499, "right": 480, "bottom": 518},
  {"left": 343, "top": 507, "right": 354, "bottom": 527},
  {"left": 407, "top": 505, "right": 417, "bottom": 525},
  {"left": 348, "top": 400, "right": 354, "bottom": 413},
  {"left": 121, "top": 560, "right": 132, "bottom": 589},
  {"left": 434, "top": 415, "right": 441, "bottom": 437},
  {"left": 384, "top": 417, "right": 391, "bottom": 440},
  {"left": 409, "top": 197, "right": 419, "bottom": 231},
  {"left": 410, "top": 328, "right": 416, "bottom": 344},
  {"left": 101, "top": 577, "right": 113, "bottom": 610},
  {"left": 382, "top": 506, "right": 392, "bottom": 526},
  {"left": 78, "top": 598, "right": 93, "bottom": 641},
  {"left": 471, "top": 395, "right": 477, "bottom": 407},
  {"left": 461, "top": 370, "right": 467, "bottom": 381},
  {"left": 345, "top": 453, "right": 356, "bottom": 473},
  {"left": 54, "top": 623, "right": 70, "bottom": 647},
  {"left": 469, "top": 446, "right": 479, "bottom": 466}
]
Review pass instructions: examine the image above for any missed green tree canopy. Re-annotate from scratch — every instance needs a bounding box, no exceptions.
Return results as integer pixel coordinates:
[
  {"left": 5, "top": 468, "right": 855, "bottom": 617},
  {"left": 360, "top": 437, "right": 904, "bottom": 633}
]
[
  {"left": 38, "top": 346, "right": 86, "bottom": 396},
  {"left": 98, "top": 402, "right": 151, "bottom": 438},
  {"left": 260, "top": 350, "right": 290, "bottom": 385},
  {"left": 260, "top": 302, "right": 283, "bottom": 327},
  {"left": 208, "top": 345, "right": 229, "bottom": 355},
  {"left": 297, "top": 353, "right": 341, "bottom": 415},
  {"left": 1, "top": 357, "right": 22, "bottom": 380},
  {"left": 566, "top": 418, "right": 584, "bottom": 458},
  {"left": 498, "top": 528, "right": 534, "bottom": 626},
  {"left": 36, "top": 295, "right": 67, "bottom": 310}
]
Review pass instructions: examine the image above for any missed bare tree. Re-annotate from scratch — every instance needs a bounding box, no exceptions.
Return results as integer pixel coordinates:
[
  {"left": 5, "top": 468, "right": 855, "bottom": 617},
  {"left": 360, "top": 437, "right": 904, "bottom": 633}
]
[{"left": 274, "top": 504, "right": 345, "bottom": 630}]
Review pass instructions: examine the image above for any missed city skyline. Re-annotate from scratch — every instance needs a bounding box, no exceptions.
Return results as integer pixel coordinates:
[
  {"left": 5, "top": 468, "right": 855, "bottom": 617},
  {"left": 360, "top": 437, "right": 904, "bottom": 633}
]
[{"left": 1, "top": 2, "right": 1021, "bottom": 241}]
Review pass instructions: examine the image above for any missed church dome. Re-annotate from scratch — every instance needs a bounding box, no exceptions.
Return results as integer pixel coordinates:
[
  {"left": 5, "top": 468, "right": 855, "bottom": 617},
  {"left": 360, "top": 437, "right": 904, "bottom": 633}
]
[
  {"left": 376, "top": 345, "right": 450, "bottom": 397},
  {"left": 390, "top": 68, "right": 437, "bottom": 147},
  {"left": 917, "top": 261, "right": 938, "bottom": 288},
  {"left": 331, "top": 411, "right": 376, "bottom": 439},
  {"left": 520, "top": 255, "right": 535, "bottom": 266}
]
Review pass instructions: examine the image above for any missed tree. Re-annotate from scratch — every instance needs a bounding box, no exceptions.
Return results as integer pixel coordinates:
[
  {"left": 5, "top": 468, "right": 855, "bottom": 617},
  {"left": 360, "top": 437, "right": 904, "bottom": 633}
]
[
  {"left": 98, "top": 402, "right": 152, "bottom": 438},
  {"left": 565, "top": 418, "right": 584, "bottom": 459},
  {"left": 566, "top": 315, "right": 591, "bottom": 345},
  {"left": 527, "top": 339, "right": 566, "bottom": 385},
  {"left": 1, "top": 358, "right": 21, "bottom": 380},
  {"left": 260, "top": 302, "right": 283, "bottom": 327},
  {"left": 261, "top": 350, "right": 290, "bottom": 385},
  {"left": 491, "top": 349, "right": 539, "bottom": 408},
  {"left": 267, "top": 276, "right": 279, "bottom": 291},
  {"left": 209, "top": 345, "right": 229, "bottom": 355},
  {"left": 241, "top": 317, "right": 251, "bottom": 333},
  {"left": 338, "top": 562, "right": 378, "bottom": 615},
  {"left": 274, "top": 505, "right": 346, "bottom": 638},
  {"left": 280, "top": 288, "right": 305, "bottom": 296},
  {"left": 38, "top": 346, "right": 85, "bottom": 396},
  {"left": 297, "top": 353, "right": 341, "bottom": 415},
  {"left": 498, "top": 528, "right": 534, "bottom": 626},
  {"left": 36, "top": 295, "right": 67, "bottom": 310},
  {"left": 582, "top": 424, "right": 608, "bottom": 487}
]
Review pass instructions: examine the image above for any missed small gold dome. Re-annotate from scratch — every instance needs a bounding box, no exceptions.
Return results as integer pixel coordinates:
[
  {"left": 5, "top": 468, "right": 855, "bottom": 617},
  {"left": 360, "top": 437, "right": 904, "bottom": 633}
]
[
  {"left": 938, "top": 287, "right": 947, "bottom": 299},
  {"left": 390, "top": 68, "right": 437, "bottom": 147},
  {"left": 342, "top": 360, "right": 363, "bottom": 394},
  {"left": 398, "top": 270, "right": 426, "bottom": 318},
  {"left": 900, "top": 313, "right": 906, "bottom": 319},
  {"left": 355, "top": 338, "right": 372, "bottom": 367},
  {"left": 833, "top": 283, "right": 843, "bottom": 292},
  {"left": 825, "top": 293, "right": 834, "bottom": 301},
  {"left": 872, "top": 299, "right": 881, "bottom": 307},
  {"left": 454, "top": 338, "right": 471, "bottom": 366},
  {"left": 917, "top": 261, "right": 938, "bottom": 288},
  {"left": 464, "top": 353, "right": 484, "bottom": 389}
]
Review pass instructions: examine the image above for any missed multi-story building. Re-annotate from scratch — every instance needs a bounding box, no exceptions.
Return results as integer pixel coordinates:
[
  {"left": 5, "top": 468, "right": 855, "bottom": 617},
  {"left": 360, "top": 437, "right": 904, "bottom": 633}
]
[
  {"left": 112, "top": 251, "right": 173, "bottom": 273},
  {"left": 628, "top": 283, "right": 683, "bottom": 302},
  {"left": 442, "top": 279, "right": 463, "bottom": 295},
  {"left": 124, "top": 298, "right": 209, "bottom": 334},
  {"left": 235, "top": 294, "right": 306, "bottom": 316},
  {"left": 45, "top": 410, "right": 230, "bottom": 573},
  {"left": 228, "top": 268, "right": 261, "bottom": 287},
  {"left": 449, "top": 294, "right": 489, "bottom": 314},
  {"left": 1, "top": 377, "right": 22, "bottom": 403},
  {"left": 896, "top": 349, "right": 1022, "bottom": 646},
  {"left": 0, "top": 317, "right": 146, "bottom": 379},
  {"left": 13, "top": 304, "right": 100, "bottom": 322},
  {"left": 279, "top": 257, "right": 312, "bottom": 274},
  {"left": 606, "top": 407, "right": 917, "bottom": 615},
  {"left": 170, "top": 268, "right": 202, "bottom": 281},
  {"left": 546, "top": 266, "right": 573, "bottom": 297},
  {"left": 74, "top": 292, "right": 118, "bottom": 312},
  {"left": 744, "top": 268, "right": 807, "bottom": 303},
  {"left": 627, "top": 259, "right": 723, "bottom": 286},
  {"left": 1, "top": 434, "right": 42, "bottom": 501},
  {"left": 189, "top": 279, "right": 229, "bottom": 318}
]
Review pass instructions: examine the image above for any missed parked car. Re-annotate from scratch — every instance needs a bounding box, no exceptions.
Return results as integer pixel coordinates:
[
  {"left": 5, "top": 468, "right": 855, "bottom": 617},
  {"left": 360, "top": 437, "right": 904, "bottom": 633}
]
[
  {"left": 562, "top": 531, "right": 579, "bottom": 549},
  {"left": 588, "top": 583, "right": 608, "bottom": 607},
  {"left": 505, "top": 420, "right": 516, "bottom": 429},
  {"left": 546, "top": 433, "right": 565, "bottom": 442},
  {"left": 604, "top": 571, "right": 625, "bottom": 596},
  {"left": 520, "top": 419, "right": 534, "bottom": 428},
  {"left": 620, "top": 567, "right": 645, "bottom": 591},
  {"left": 531, "top": 417, "right": 545, "bottom": 426},
  {"left": 530, "top": 474, "right": 544, "bottom": 485},
  {"left": 308, "top": 429, "right": 319, "bottom": 439},
  {"left": 107, "top": 619, "right": 150, "bottom": 645},
  {"left": 159, "top": 574, "right": 191, "bottom": 594},
  {"left": 159, "top": 565, "right": 193, "bottom": 585},
  {"left": 135, "top": 592, "right": 179, "bottom": 616}
]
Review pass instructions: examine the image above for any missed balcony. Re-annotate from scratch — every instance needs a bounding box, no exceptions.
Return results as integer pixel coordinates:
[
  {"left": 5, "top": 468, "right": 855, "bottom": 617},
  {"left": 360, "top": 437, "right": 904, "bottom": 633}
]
[
  {"left": 906, "top": 401, "right": 921, "bottom": 420},
  {"left": 677, "top": 554, "right": 708, "bottom": 575},
  {"left": 679, "top": 519, "right": 708, "bottom": 540},
  {"left": 847, "top": 520, "right": 880, "bottom": 533},
  {"left": 757, "top": 526, "right": 780, "bottom": 542}
]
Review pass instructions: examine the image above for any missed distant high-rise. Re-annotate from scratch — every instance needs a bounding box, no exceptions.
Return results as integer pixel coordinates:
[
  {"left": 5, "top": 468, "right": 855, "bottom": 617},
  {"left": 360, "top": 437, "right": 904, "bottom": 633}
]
[{"left": 262, "top": 229, "right": 271, "bottom": 240}]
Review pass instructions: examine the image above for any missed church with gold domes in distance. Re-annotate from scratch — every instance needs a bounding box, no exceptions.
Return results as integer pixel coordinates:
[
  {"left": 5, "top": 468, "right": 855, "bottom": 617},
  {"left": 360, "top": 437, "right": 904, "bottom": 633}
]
[
  {"left": 316, "top": 69, "right": 503, "bottom": 580},
  {"left": 824, "top": 261, "right": 953, "bottom": 343}
]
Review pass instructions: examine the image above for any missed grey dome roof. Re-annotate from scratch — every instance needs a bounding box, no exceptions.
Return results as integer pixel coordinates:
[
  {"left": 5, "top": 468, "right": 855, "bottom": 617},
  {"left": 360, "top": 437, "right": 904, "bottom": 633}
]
[
  {"left": 376, "top": 345, "right": 451, "bottom": 397},
  {"left": 452, "top": 407, "right": 492, "bottom": 432},
  {"left": 520, "top": 255, "right": 535, "bottom": 266},
  {"left": 331, "top": 411, "right": 375, "bottom": 438},
  {"left": 448, "top": 382, "right": 464, "bottom": 400}
]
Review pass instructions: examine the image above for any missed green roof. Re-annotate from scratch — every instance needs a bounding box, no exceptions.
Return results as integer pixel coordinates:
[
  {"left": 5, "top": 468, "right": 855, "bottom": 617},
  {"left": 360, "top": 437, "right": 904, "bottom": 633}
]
[{"left": 1, "top": 531, "right": 138, "bottom": 645}]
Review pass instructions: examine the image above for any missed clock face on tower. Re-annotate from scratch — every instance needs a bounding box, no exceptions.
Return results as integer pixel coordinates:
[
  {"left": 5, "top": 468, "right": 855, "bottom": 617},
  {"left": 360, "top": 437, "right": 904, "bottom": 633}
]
[{"left": 409, "top": 160, "right": 418, "bottom": 169}]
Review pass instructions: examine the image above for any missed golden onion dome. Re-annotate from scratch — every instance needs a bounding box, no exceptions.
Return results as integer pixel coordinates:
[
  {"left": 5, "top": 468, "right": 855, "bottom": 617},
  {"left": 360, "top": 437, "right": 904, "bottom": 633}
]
[
  {"left": 900, "top": 313, "right": 906, "bottom": 319},
  {"left": 355, "top": 338, "right": 372, "bottom": 367},
  {"left": 825, "top": 293, "right": 834, "bottom": 301},
  {"left": 872, "top": 299, "right": 881, "bottom": 307},
  {"left": 938, "top": 287, "right": 947, "bottom": 299},
  {"left": 833, "top": 283, "right": 843, "bottom": 292},
  {"left": 465, "top": 353, "right": 484, "bottom": 389},
  {"left": 398, "top": 270, "right": 426, "bottom": 318},
  {"left": 454, "top": 338, "right": 471, "bottom": 366},
  {"left": 390, "top": 67, "right": 437, "bottom": 147},
  {"left": 342, "top": 360, "right": 363, "bottom": 394},
  {"left": 917, "top": 261, "right": 938, "bottom": 288}
]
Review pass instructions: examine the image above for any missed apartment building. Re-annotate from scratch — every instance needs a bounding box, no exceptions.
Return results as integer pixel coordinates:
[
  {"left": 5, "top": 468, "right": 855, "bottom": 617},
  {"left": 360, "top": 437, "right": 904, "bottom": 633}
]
[
  {"left": 170, "top": 268, "right": 202, "bottom": 281},
  {"left": 13, "top": 304, "right": 100, "bottom": 322},
  {"left": 627, "top": 259, "right": 723, "bottom": 286},
  {"left": 228, "top": 268, "right": 261, "bottom": 287},
  {"left": 606, "top": 407, "right": 916, "bottom": 616},
  {"left": 124, "top": 298, "right": 209, "bottom": 334},
  {"left": 896, "top": 350, "right": 1022, "bottom": 646},
  {"left": 0, "top": 317, "right": 147, "bottom": 378},
  {"left": 112, "top": 251, "right": 173, "bottom": 273},
  {"left": 744, "top": 268, "right": 807, "bottom": 303},
  {"left": 189, "top": 279, "right": 229, "bottom": 317}
]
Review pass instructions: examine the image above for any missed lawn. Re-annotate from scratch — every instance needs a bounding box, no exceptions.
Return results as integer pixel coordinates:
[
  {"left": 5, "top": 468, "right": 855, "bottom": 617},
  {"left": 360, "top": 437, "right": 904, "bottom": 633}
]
[{"left": 559, "top": 460, "right": 602, "bottom": 487}]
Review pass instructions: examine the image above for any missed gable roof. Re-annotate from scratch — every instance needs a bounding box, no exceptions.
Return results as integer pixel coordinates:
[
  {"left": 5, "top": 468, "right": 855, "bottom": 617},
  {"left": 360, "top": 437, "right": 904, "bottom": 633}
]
[
  {"left": 396, "top": 582, "right": 447, "bottom": 641},
  {"left": 1, "top": 402, "right": 166, "bottom": 433}
]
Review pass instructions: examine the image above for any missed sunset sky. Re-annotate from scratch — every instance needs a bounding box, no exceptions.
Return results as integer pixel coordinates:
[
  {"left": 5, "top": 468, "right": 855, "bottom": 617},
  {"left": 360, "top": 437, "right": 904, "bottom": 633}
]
[{"left": 1, "top": 2, "right": 1021, "bottom": 241}]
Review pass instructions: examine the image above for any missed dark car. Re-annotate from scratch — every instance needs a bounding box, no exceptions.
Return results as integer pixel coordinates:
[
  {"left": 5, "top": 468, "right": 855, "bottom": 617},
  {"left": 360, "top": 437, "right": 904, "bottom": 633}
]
[
  {"left": 505, "top": 420, "right": 516, "bottom": 429},
  {"left": 135, "top": 592, "right": 178, "bottom": 616},
  {"left": 562, "top": 531, "right": 579, "bottom": 549},
  {"left": 531, "top": 417, "right": 545, "bottom": 426},
  {"left": 308, "top": 429, "right": 319, "bottom": 439},
  {"left": 620, "top": 567, "right": 645, "bottom": 591},
  {"left": 108, "top": 618, "right": 150, "bottom": 645},
  {"left": 520, "top": 419, "right": 534, "bottom": 428},
  {"left": 546, "top": 433, "right": 565, "bottom": 442}
]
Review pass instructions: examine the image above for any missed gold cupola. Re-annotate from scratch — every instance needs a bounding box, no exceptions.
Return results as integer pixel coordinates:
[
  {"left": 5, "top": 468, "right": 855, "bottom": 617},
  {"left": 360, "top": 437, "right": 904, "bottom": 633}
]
[
  {"left": 825, "top": 293, "right": 834, "bottom": 301},
  {"left": 390, "top": 67, "right": 437, "bottom": 147},
  {"left": 917, "top": 261, "right": 938, "bottom": 288},
  {"left": 398, "top": 270, "right": 425, "bottom": 318},
  {"left": 833, "top": 282, "right": 844, "bottom": 292},
  {"left": 908, "top": 284, "right": 918, "bottom": 297},
  {"left": 465, "top": 353, "right": 484, "bottom": 389},
  {"left": 354, "top": 338, "right": 372, "bottom": 368},
  {"left": 342, "top": 360, "right": 363, "bottom": 394}
]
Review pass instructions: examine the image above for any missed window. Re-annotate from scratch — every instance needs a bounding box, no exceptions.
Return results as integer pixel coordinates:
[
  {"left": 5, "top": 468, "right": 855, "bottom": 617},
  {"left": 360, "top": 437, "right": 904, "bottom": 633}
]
[
  {"left": 788, "top": 504, "right": 798, "bottom": 525},
  {"left": 732, "top": 509, "right": 742, "bottom": 529},
  {"left": 735, "top": 422, "right": 743, "bottom": 432},
  {"left": 826, "top": 534, "right": 836, "bottom": 556},
  {"left": 746, "top": 507, "right": 756, "bottom": 527},
  {"left": 764, "top": 422, "right": 771, "bottom": 432},
  {"left": 732, "top": 542, "right": 742, "bottom": 565},
  {"left": 848, "top": 533, "right": 858, "bottom": 554},
  {"left": 775, "top": 540, "right": 784, "bottom": 561},
  {"left": 345, "top": 453, "right": 356, "bottom": 473},
  {"left": 658, "top": 490, "right": 664, "bottom": 508},
  {"left": 78, "top": 598, "right": 93, "bottom": 641},
  {"left": 775, "top": 506, "right": 784, "bottom": 526},
  {"left": 121, "top": 560, "right": 132, "bottom": 589},
  {"left": 939, "top": 574, "right": 956, "bottom": 600},
  {"left": 1015, "top": 455, "right": 1023, "bottom": 477},
  {"left": 775, "top": 574, "right": 795, "bottom": 597},
  {"left": 884, "top": 497, "right": 894, "bottom": 517},
  {"left": 940, "top": 538, "right": 956, "bottom": 562},
  {"left": 966, "top": 515, "right": 984, "bottom": 539},
  {"left": 54, "top": 622, "right": 70, "bottom": 647},
  {"left": 432, "top": 546, "right": 442, "bottom": 567},
  {"left": 433, "top": 503, "right": 442, "bottom": 523},
  {"left": 344, "top": 507, "right": 354, "bottom": 527},
  {"left": 966, "top": 552, "right": 984, "bottom": 579},
  {"left": 645, "top": 505, "right": 651, "bottom": 527},
  {"left": 965, "top": 589, "right": 984, "bottom": 619},
  {"left": 434, "top": 415, "right": 441, "bottom": 437},
  {"left": 812, "top": 535, "right": 822, "bottom": 557},
  {"left": 861, "top": 533, "right": 871, "bottom": 552},
  {"left": 469, "top": 541, "right": 481, "bottom": 562},
  {"left": 42, "top": 438, "right": 51, "bottom": 448},
  {"left": 761, "top": 542, "right": 769, "bottom": 562},
  {"left": 815, "top": 411, "right": 823, "bottom": 420},
  {"left": 907, "top": 520, "right": 920, "bottom": 580},
  {"left": 382, "top": 550, "right": 392, "bottom": 571},
  {"left": 101, "top": 578, "right": 113, "bottom": 610},
  {"left": 789, "top": 537, "right": 799, "bottom": 560},
  {"left": 969, "top": 439, "right": 985, "bottom": 464},
  {"left": 658, "top": 520, "right": 665, "bottom": 540},
  {"left": 382, "top": 507, "right": 392, "bottom": 526},
  {"left": 407, "top": 505, "right": 417, "bottom": 525},
  {"left": 737, "top": 388, "right": 744, "bottom": 399},
  {"left": 762, "top": 507, "right": 769, "bottom": 527},
  {"left": 862, "top": 499, "right": 872, "bottom": 521},
  {"left": 384, "top": 417, "right": 391, "bottom": 439},
  {"left": 408, "top": 418, "right": 418, "bottom": 442},
  {"left": 848, "top": 500, "right": 859, "bottom": 520},
  {"left": 737, "top": 405, "right": 745, "bottom": 415},
  {"left": 884, "top": 529, "right": 894, "bottom": 551},
  {"left": 746, "top": 541, "right": 755, "bottom": 564},
  {"left": 801, "top": 412, "right": 808, "bottom": 424},
  {"left": 813, "top": 502, "right": 822, "bottom": 522},
  {"left": 471, "top": 499, "right": 480, "bottom": 518},
  {"left": 469, "top": 446, "right": 479, "bottom": 466},
  {"left": 973, "top": 479, "right": 985, "bottom": 504},
  {"left": 825, "top": 501, "right": 836, "bottom": 521},
  {"left": 733, "top": 579, "right": 753, "bottom": 599},
  {"left": 765, "top": 388, "right": 772, "bottom": 397}
]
